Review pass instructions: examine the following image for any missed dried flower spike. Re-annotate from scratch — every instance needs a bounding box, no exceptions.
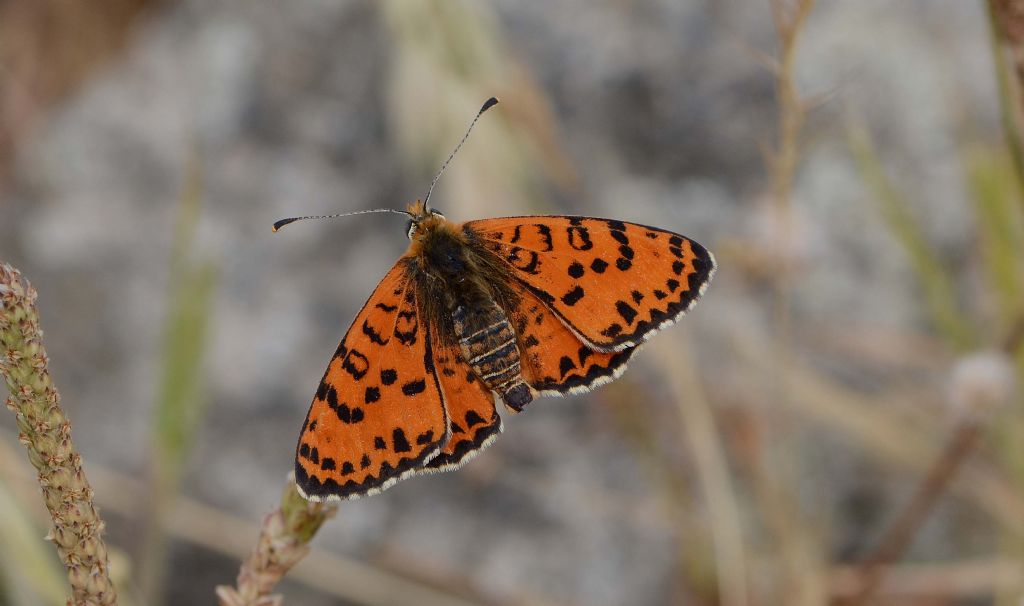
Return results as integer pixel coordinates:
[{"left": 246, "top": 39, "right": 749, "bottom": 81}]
[
  {"left": 0, "top": 263, "right": 117, "bottom": 606},
  {"left": 216, "top": 478, "right": 338, "bottom": 606}
]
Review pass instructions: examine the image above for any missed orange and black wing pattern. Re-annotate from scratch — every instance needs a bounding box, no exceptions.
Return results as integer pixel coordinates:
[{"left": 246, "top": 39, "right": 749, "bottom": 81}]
[
  {"left": 466, "top": 216, "right": 715, "bottom": 352},
  {"left": 506, "top": 284, "right": 637, "bottom": 396},
  {"left": 295, "top": 259, "right": 449, "bottom": 501},
  {"left": 423, "top": 335, "right": 502, "bottom": 472}
]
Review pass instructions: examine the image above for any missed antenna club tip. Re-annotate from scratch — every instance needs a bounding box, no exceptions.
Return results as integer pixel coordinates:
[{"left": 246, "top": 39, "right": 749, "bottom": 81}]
[
  {"left": 480, "top": 97, "right": 499, "bottom": 113},
  {"left": 272, "top": 218, "right": 298, "bottom": 232}
]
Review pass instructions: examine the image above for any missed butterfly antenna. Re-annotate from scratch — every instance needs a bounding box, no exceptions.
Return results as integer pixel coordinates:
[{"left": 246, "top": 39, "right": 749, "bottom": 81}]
[
  {"left": 422, "top": 96, "right": 500, "bottom": 210},
  {"left": 272, "top": 208, "right": 411, "bottom": 232}
]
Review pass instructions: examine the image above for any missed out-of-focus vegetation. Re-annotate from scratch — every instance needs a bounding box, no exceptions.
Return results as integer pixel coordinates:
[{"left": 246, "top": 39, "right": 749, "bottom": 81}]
[{"left": 2, "top": 1, "right": 1023, "bottom": 605}]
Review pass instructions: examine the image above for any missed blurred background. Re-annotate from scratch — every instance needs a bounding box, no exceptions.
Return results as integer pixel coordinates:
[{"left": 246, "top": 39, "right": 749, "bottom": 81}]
[{"left": 0, "top": 0, "right": 1019, "bottom": 604}]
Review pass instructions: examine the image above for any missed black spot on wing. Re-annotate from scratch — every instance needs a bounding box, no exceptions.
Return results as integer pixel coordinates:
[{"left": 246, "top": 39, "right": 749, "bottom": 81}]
[
  {"left": 559, "top": 355, "right": 577, "bottom": 377},
  {"left": 375, "top": 302, "right": 398, "bottom": 312},
  {"left": 394, "top": 310, "right": 419, "bottom": 345},
  {"left": 616, "top": 258, "right": 632, "bottom": 271},
  {"left": 374, "top": 436, "right": 387, "bottom": 450},
  {"left": 364, "top": 386, "right": 380, "bottom": 404},
  {"left": 536, "top": 224, "right": 554, "bottom": 251},
  {"left": 602, "top": 323, "right": 623, "bottom": 338},
  {"left": 392, "top": 428, "right": 412, "bottom": 453},
  {"left": 416, "top": 430, "right": 435, "bottom": 445},
  {"left": 341, "top": 461, "right": 355, "bottom": 475},
  {"left": 360, "top": 453, "right": 371, "bottom": 469},
  {"left": 667, "top": 279, "right": 680, "bottom": 292},
  {"left": 568, "top": 226, "right": 593, "bottom": 250},
  {"left": 362, "top": 319, "right": 389, "bottom": 345},
  {"left": 590, "top": 258, "right": 608, "bottom": 273},
  {"left": 561, "top": 286, "right": 585, "bottom": 306},
  {"left": 334, "top": 403, "right": 365, "bottom": 424},
  {"left": 465, "top": 410, "right": 486, "bottom": 428},
  {"left": 568, "top": 261, "right": 585, "bottom": 278},
  {"left": 321, "top": 457, "right": 336, "bottom": 471},
  {"left": 380, "top": 369, "right": 398, "bottom": 385},
  {"left": 616, "top": 301, "right": 638, "bottom": 325},
  {"left": 342, "top": 349, "right": 369, "bottom": 380},
  {"left": 632, "top": 290, "right": 644, "bottom": 304},
  {"left": 402, "top": 379, "right": 427, "bottom": 396}
]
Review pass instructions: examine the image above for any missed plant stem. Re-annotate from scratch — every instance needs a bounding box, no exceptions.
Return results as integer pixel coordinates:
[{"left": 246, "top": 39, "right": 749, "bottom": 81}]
[
  {"left": 0, "top": 263, "right": 117, "bottom": 606},
  {"left": 847, "top": 421, "right": 982, "bottom": 605},
  {"left": 216, "top": 479, "right": 338, "bottom": 606},
  {"left": 987, "top": 0, "right": 1024, "bottom": 201}
]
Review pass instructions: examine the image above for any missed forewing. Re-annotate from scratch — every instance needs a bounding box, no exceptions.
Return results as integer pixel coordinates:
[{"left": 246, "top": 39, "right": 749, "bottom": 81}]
[
  {"left": 508, "top": 285, "right": 637, "bottom": 396},
  {"left": 295, "top": 259, "right": 448, "bottom": 501},
  {"left": 466, "top": 216, "right": 715, "bottom": 352},
  {"left": 423, "top": 338, "right": 502, "bottom": 472}
]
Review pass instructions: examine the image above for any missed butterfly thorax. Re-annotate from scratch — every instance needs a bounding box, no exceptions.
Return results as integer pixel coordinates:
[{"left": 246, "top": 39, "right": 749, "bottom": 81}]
[{"left": 407, "top": 211, "right": 534, "bottom": 412}]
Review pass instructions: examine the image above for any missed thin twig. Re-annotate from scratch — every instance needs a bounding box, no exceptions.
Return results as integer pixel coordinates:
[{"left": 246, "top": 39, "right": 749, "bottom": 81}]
[
  {"left": 987, "top": 0, "right": 1024, "bottom": 200},
  {"left": 760, "top": 2, "right": 822, "bottom": 604},
  {"left": 847, "top": 421, "right": 983, "bottom": 605}
]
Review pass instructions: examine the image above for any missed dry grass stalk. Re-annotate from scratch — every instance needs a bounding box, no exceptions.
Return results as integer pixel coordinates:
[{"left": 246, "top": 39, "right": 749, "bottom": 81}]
[
  {"left": 216, "top": 479, "right": 338, "bottom": 606},
  {"left": 0, "top": 263, "right": 117, "bottom": 606},
  {"left": 988, "top": 0, "right": 1024, "bottom": 195},
  {"left": 848, "top": 351, "right": 1015, "bottom": 605},
  {"left": 754, "top": 2, "right": 822, "bottom": 604},
  {"left": 651, "top": 337, "right": 749, "bottom": 606}
]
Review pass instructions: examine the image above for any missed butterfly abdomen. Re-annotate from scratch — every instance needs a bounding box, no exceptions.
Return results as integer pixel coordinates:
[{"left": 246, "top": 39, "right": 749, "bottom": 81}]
[{"left": 452, "top": 302, "right": 533, "bottom": 411}]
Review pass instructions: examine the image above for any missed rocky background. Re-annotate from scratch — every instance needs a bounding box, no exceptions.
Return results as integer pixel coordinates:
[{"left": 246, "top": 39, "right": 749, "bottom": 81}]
[{"left": 0, "top": 1, "right": 1015, "bottom": 605}]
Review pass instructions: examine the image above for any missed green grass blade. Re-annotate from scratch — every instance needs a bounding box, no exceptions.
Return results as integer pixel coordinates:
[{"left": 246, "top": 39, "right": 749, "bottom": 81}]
[{"left": 848, "top": 123, "right": 974, "bottom": 350}]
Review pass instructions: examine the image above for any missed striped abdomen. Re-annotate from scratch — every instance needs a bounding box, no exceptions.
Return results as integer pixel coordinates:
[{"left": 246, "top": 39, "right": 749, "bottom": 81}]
[{"left": 453, "top": 302, "right": 533, "bottom": 411}]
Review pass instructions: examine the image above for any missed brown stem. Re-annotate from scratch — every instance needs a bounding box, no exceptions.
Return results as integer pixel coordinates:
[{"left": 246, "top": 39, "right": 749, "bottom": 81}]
[
  {"left": 847, "top": 421, "right": 983, "bottom": 605},
  {"left": 987, "top": 0, "right": 1024, "bottom": 201}
]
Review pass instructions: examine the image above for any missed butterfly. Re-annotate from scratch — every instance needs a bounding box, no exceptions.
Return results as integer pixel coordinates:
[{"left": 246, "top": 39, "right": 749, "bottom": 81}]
[{"left": 277, "top": 99, "right": 716, "bottom": 501}]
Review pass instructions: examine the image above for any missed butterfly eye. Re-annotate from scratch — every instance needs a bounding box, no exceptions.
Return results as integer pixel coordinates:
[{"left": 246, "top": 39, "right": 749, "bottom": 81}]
[{"left": 406, "top": 220, "right": 417, "bottom": 240}]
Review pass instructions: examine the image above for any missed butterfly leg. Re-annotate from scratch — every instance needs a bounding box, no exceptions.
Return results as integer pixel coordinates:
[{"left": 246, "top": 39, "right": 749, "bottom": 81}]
[{"left": 452, "top": 302, "right": 534, "bottom": 412}]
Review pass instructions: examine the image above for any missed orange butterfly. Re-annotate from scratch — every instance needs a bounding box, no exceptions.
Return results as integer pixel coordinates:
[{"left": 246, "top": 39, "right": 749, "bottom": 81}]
[{"left": 276, "top": 98, "right": 716, "bottom": 501}]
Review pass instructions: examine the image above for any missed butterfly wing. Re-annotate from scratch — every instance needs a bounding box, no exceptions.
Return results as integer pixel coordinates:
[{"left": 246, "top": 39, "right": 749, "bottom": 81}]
[
  {"left": 295, "top": 258, "right": 449, "bottom": 501},
  {"left": 466, "top": 216, "right": 715, "bottom": 352},
  {"left": 422, "top": 337, "right": 502, "bottom": 472},
  {"left": 508, "top": 285, "right": 637, "bottom": 396}
]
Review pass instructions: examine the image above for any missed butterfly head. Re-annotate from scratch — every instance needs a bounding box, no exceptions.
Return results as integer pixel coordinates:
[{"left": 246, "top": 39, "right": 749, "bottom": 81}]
[{"left": 405, "top": 200, "right": 447, "bottom": 241}]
